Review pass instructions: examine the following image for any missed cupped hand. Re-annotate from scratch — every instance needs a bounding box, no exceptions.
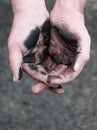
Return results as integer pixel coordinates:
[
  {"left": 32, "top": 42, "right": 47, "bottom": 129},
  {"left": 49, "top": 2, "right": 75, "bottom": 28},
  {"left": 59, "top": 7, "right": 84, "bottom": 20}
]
[
  {"left": 8, "top": 9, "right": 50, "bottom": 82},
  {"left": 29, "top": 7, "right": 91, "bottom": 93},
  {"left": 47, "top": 9, "right": 91, "bottom": 84},
  {"left": 8, "top": 4, "right": 64, "bottom": 94}
]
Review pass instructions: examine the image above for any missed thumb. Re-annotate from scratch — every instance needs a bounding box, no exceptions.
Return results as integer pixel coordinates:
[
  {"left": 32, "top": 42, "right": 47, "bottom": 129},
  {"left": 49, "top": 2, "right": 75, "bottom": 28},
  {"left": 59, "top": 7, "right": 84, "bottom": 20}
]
[
  {"left": 32, "top": 82, "right": 64, "bottom": 94},
  {"left": 32, "top": 82, "right": 47, "bottom": 94},
  {"left": 8, "top": 44, "right": 23, "bottom": 83},
  {"left": 73, "top": 35, "right": 90, "bottom": 72}
]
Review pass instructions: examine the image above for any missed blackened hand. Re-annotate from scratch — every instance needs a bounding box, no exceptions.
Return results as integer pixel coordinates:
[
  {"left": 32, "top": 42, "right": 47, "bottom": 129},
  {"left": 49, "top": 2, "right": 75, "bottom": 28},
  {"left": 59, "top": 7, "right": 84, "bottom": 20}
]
[{"left": 8, "top": 11, "right": 50, "bottom": 83}]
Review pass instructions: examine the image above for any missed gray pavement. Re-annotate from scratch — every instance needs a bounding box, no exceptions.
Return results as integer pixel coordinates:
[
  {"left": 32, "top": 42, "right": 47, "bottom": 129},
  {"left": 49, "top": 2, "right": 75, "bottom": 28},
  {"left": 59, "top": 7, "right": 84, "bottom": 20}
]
[{"left": 0, "top": 0, "right": 97, "bottom": 130}]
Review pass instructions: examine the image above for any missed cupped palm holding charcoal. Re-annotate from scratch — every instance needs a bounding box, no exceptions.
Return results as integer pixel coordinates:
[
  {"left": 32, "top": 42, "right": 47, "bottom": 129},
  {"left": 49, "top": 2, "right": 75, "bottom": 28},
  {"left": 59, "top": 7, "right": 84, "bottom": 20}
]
[
  {"left": 22, "top": 16, "right": 78, "bottom": 93},
  {"left": 22, "top": 18, "right": 65, "bottom": 93},
  {"left": 8, "top": 0, "right": 90, "bottom": 94}
]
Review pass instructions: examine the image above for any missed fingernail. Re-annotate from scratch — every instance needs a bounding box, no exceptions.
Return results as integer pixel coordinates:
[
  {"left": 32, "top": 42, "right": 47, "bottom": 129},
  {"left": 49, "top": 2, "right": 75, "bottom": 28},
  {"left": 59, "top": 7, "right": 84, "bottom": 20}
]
[
  {"left": 18, "top": 67, "right": 23, "bottom": 80},
  {"left": 13, "top": 75, "right": 16, "bottom": 82},
  {"left": 74, "top": 64, "right": 79, "bottom": 72}
]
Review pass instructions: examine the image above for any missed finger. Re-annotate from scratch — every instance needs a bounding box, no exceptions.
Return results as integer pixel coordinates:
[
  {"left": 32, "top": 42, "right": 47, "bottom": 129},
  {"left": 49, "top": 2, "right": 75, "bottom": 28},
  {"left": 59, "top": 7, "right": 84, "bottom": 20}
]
[
  {"left": 23, "top": 63, "right": 48, "bottom": 82},
  {"left": 32, "top": 82, "right": 47, "bottom": 94},
  {"left": 48, "top": 85, "right": 64, "bottom": 94},
  {"left": 32, "top": 82, "right": 64, "bottom": 94},
  {"left": 46, "top": 64, "right": 68, "bottom": 84},
  {"left": 73, "top": 34, "right": 91, "bottom": 72},
  {"left": 50, "top": 64, "right": 67, "bottom": 75},
  {"left": 30, "top": 64, "right": 65, "bottom": 94},
  {"left": 48, "top": 68, "right": 80, "bottom": 85},
  {"left": 22, "top": 63, "right": 62, "bottom": 87},
  {"left": 8, "top": 44, "right": 23, "bottom": 83},
  {"left": 46, "top": 62, "right": 84, "bottom": 85},
  {"left": 73, "top": 53, "right": 88, "bottom": 72}
]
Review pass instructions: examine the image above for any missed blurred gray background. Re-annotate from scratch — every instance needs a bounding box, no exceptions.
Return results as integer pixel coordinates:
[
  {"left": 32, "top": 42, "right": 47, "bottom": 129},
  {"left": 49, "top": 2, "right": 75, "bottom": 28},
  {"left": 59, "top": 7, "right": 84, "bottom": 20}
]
[{"left": 0, "top": 0, "right": 97, "bottom": 130}]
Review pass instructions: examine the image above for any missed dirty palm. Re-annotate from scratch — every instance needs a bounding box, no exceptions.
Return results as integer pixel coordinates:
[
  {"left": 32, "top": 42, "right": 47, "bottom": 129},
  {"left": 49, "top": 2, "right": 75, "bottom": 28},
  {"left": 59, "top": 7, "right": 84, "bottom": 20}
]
[{"left": 22, "top": 18, "right": 78, "bottom": 90}]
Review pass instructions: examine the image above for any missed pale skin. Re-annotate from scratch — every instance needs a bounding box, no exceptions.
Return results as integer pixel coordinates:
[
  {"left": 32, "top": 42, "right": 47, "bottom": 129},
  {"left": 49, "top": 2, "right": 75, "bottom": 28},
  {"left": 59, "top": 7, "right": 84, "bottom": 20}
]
[{"left": 8, "top": 0, "right": 90, "bottom": 94}]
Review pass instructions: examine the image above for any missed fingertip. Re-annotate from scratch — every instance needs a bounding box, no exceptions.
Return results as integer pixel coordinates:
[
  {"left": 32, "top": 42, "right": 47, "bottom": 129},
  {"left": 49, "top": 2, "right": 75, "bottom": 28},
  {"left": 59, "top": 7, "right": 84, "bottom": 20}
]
[
  {"left": 31, "top": 83, "right": 47, "bottom": 94},
  {"left": 18, "top": 67, "right": 23, "bottom": 80},
  {"left": 13, "top": 76, "right": 20, "bottom": 83},
  {"left": 12, "top": 67, "right": 23, "bottom": 83},
  {"left": 9, "top": 48, "right": 23, "bottom": 83},
  {"left": 13, "top": 75, "right": 17, "bottom": 83},
  {"left": 73, "top": 63, "right": 80, "bottom": 72},
  {"left": 49, "top": 85, "right": 65, "bottom": 94},
  {"left": 31, "top": 87, "right": 40, "bottom": 94}
]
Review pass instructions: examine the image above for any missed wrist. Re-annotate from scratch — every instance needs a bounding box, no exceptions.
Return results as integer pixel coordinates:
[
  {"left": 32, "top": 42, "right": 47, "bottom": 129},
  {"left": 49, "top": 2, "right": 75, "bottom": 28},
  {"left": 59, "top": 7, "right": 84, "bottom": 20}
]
[
  {"left": 55, "top": 0, "right": 88, "bottom": 13},
  {"left": 11, "top": 0, "right": 46, "bottom": 14}
]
